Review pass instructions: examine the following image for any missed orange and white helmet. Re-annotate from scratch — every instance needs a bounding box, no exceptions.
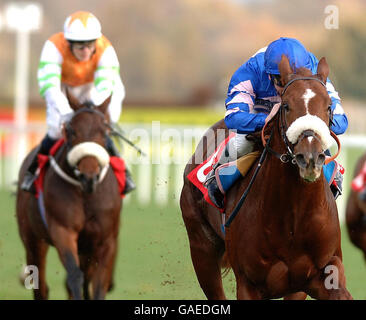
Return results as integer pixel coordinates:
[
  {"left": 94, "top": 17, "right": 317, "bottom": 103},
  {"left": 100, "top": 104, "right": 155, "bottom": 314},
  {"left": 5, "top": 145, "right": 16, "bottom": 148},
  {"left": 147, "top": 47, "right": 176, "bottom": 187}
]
[{"left": 63, "top": 11, "right": 102, "bottom": 41}]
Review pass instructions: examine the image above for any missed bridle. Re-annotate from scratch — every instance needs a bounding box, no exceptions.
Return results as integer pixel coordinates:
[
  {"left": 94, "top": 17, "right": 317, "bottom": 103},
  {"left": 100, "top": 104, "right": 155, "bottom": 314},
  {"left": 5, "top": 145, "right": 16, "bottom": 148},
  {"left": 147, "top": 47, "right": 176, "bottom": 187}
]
[
  {"left": 50, "top": 106, "right": 111, "bottom": 187},
  {"left": 281, "top": 76, "right": 326, "bottom": 96},
  {"left": 261, "top": 76, "right": 339, "bottom": 165},
  {"left": 64, "top": 106, "right": 107, "bottom": 150},
  {"left": 226, "top": 76, "right": 340, "bottom": 228}
]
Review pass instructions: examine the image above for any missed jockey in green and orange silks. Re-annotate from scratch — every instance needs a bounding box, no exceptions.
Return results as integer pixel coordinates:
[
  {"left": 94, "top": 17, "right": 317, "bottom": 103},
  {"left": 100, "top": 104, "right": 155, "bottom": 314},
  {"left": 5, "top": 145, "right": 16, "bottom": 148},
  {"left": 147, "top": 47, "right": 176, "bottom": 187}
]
[{"left": 21, "top": 11, "right": 135, "bottom": 194}]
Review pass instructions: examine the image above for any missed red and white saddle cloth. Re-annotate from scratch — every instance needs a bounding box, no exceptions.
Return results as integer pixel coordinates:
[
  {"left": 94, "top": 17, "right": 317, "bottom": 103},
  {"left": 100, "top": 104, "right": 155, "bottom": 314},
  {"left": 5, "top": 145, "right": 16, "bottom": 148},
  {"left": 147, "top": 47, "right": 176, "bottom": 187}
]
[
  {"left": 351, "top": 161, "right": 366, "bottom": 193},
  {"left": 187, "top": 132, "right": 236, "bottom": 210},
  {"left": 34, "top": 139, "right": 127, "bottom": 198}
]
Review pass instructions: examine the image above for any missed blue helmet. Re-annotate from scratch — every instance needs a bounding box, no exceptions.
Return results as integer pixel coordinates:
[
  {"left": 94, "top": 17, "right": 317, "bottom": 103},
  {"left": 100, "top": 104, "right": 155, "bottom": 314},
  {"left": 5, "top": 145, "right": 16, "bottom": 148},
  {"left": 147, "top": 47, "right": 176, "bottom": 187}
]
[{"left": 264, "top": 37, "right": 311, "bottom": 75}]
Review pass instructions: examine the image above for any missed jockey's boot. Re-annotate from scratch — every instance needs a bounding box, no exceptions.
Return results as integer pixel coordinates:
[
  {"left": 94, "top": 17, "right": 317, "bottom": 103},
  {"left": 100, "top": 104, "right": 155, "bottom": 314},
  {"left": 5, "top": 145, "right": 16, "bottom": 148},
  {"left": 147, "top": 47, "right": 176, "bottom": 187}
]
[
  {"left": 323, "top": 157, "right": 344, "bottom": 200},
  {"left": 203, "top": 142, "right": 240, "bottom": 209},
  {"left": 359, "top": 189, "right": 366, "bottom": 202},
  {"left": 330, "top": 169, "right": 343, "bottom": 200},
  {"left": 106, "top": 135, "right": 136, "bottom": 194},
  {"left": 123, "top": 168, "right": 136, "bottom": 194},
  {"left": 204, "top": 162, "right": 224, "bottom": 208},
  {"left": 204, "top": 162, "right": 242, "bottom": 209},
  {"left": 21, "top": 134, "right": 57, "bottom": 193}
]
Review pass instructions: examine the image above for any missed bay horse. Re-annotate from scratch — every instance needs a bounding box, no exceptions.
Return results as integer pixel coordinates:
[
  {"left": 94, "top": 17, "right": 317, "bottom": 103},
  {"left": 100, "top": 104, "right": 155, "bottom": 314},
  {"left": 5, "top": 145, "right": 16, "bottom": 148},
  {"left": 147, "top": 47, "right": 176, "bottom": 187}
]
[
  {"left": 180, "top": 55, "right": 352, "bottom": 300},
  {"left": 16, "top": 93, "right": 122, "bottom": 299},
  {"left": 346, "top": 153, "right": 366, "bottom": 261}
]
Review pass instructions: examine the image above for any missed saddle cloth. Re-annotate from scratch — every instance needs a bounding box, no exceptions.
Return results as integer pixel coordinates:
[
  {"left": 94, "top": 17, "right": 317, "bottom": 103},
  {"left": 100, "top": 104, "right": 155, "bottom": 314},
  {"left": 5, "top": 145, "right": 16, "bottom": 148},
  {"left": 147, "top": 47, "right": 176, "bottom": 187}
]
[
  {"left": 351, "top": 161, "right": 366, "bottom": 192},
  {"left": 34, "top": 139, "right": 126, "bottom": 198},
  {"left": 187, "top": 133, "right": 260, "bottom": 210}
]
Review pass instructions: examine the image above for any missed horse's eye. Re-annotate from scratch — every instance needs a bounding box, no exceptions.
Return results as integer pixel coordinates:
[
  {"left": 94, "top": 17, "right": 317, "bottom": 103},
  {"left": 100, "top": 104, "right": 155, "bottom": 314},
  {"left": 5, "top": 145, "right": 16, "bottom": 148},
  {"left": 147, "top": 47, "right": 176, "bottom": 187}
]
[{"left": 283, "top": 103, "right": 290, "bottom": 112}]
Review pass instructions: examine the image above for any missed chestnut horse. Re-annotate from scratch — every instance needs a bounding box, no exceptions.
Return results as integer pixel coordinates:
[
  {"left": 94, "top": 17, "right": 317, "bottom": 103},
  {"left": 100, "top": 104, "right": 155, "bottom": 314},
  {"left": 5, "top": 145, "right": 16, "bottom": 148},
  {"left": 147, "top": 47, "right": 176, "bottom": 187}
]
[
  {"left": 346, "top": 153, "right": 366, "bottom": 260},
  {"left": 16, "top": 94, "right": 122, "bottom": 299},
  {"left": 180, "top": 55, "right": 352, "bottom": 300}
]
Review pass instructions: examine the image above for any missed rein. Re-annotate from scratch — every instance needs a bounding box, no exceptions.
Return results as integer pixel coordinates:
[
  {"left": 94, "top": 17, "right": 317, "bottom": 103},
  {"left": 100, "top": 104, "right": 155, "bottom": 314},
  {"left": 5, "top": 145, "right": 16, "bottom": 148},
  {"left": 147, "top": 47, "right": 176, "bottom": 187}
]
[{"left": 225, "top": 128, "right": 273, "bottom": 228}]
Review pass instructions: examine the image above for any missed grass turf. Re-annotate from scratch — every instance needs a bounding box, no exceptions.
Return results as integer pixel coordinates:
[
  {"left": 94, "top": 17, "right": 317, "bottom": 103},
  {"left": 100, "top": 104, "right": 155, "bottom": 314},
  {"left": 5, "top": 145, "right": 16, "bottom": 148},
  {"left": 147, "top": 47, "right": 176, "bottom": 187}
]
[{"left": 0, "top": 188, "right": 365, "bottom": 300}]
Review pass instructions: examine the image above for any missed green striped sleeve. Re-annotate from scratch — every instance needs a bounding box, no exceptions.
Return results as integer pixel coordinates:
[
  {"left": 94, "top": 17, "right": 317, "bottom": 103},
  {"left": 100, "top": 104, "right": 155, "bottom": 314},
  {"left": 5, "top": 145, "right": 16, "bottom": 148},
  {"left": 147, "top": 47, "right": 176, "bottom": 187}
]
[
  {"left": 39, "top": 83, "right": 56, "bottom": 97},
  {"left": 38, "top": 61, "right": 61, "bottom": 69},
  {"left": 96, "top": 66, "right": 120, "bottom": 72},
  {"left": 96, "top": 87, "right": 110, "bottom": 93},
  {"left": 94, "top": 77, "right": 107, "bottom": 87},
  {"left": 38, "top": 73, "right": 61, "bottom": 82}
]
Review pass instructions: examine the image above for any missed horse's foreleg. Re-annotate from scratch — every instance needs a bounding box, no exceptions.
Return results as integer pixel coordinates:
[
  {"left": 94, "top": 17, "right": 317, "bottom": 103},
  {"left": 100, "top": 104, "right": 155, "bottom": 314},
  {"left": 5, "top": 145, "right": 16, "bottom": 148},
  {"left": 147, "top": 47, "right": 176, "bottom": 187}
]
[
  {"left": 49, "top": 224, "right": 84, "bottom": 300},
  {"left": 90, "top": 237, "right": 117, "bottom": 300},
  {"left": 306, "top": 256, "right": 353, "bottom": 300}
]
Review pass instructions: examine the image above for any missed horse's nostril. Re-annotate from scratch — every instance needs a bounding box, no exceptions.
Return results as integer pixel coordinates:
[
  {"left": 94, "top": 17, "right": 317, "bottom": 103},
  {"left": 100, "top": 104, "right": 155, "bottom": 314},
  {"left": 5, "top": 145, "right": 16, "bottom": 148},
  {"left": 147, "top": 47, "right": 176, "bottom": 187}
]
[
  {"left": 295, "top": 154, "right": 307, "bottom": 169},
  {"left": 316, "top": 153, "right": 326, "bottom": 167}
]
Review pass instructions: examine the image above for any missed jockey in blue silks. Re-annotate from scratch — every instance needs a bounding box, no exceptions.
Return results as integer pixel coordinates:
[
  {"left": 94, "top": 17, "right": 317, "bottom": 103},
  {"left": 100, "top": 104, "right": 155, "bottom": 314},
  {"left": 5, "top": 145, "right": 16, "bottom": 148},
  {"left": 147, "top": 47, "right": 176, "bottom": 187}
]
[{"left": 205, "top": 37, "right": 348, "bottom": 209}]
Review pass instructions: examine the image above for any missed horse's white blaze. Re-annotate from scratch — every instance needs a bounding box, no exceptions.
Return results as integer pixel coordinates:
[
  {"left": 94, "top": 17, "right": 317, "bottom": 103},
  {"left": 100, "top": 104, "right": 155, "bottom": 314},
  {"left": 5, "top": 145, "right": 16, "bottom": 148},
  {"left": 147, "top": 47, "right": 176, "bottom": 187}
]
[
  {"left": 286, "top": 114, "right": 333, "bottom": 150},
  {"left": 302, "top": 88, "right": 316, "bottom": 113},
  {"left": 67, "top": 142, "right": 110, "bottom": 167},
  {"left": 307, "top": 136, "right": 314, "bottom": 143}
]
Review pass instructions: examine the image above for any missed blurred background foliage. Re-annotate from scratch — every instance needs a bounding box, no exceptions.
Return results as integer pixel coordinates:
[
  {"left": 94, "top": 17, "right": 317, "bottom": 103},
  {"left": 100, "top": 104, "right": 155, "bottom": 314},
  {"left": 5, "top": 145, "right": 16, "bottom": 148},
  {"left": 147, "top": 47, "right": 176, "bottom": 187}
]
[{"left": 0, "top": 0, "right": 365, "bottom": 109}]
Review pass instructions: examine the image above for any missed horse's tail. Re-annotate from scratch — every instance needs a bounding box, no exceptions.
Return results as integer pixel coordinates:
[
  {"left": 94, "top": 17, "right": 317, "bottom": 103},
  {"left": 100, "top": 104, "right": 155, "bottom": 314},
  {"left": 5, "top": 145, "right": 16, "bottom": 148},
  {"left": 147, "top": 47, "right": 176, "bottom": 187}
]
[{"left": 221, "top": 251, "right": 231, "bottom": 277}]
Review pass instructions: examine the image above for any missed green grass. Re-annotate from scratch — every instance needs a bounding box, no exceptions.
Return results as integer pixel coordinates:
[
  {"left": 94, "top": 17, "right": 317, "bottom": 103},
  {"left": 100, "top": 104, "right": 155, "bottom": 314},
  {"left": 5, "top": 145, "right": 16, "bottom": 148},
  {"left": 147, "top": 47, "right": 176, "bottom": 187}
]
[
  {"left": 0, "top": 191, "right": 222, "bottom": 300},
  {"left": 1, "top": 186, "right": 366, "bottom": 300}
]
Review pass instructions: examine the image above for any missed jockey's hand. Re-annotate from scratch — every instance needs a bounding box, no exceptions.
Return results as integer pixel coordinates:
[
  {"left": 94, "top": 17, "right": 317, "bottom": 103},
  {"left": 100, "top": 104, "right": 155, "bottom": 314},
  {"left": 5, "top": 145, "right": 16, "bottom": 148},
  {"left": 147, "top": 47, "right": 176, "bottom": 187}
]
[{"left": 265, "top": 103, "right": 281, "bottom": 125}]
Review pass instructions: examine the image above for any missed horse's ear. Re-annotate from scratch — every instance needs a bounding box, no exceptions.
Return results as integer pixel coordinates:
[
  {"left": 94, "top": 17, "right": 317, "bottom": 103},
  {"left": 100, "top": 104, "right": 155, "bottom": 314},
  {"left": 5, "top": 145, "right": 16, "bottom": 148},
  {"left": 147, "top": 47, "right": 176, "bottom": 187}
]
[
  {"left": 278, "top": 54, "right": 293, "bottom": 86},
  {"left": 66, "top": 88, "right": 81, "bottom": 111},
  {"left": 316, "top": 57, "right": 329, "bottom": 83},
  {"left": 97, "top": 95, "right": 112, "bottom": 115}
]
